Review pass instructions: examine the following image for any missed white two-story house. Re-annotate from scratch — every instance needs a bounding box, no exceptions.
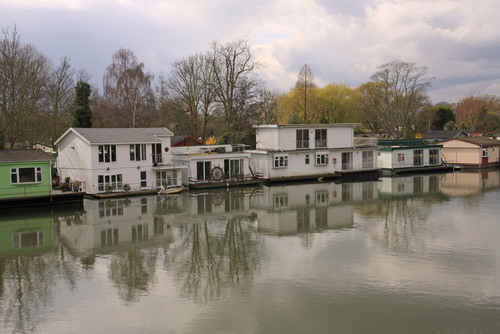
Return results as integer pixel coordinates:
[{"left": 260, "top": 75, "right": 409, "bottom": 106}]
[
  {"left": 249, "top": 124, "right": 380, "bottom": 182},
  {"left": 55, "top": 128, "right": 184, "bottom": 195}
]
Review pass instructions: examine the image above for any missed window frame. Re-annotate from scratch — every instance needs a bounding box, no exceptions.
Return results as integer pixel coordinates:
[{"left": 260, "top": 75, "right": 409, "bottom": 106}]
[
  {"left": 98, "top": 144, "right": 117, "bottom": 163},
  {"left": 315, "top": 153, "right": 329, "bottom": 166},
  {"left": 273, "top": 154, "right": 289, "bottom": 168},
  {"left": 10, "top": 167, "right": 43, "bottom": 184}
]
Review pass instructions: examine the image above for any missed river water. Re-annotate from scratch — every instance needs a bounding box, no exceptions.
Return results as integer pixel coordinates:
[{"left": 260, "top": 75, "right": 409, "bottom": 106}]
[{"left": 1, "top": 170, "right": 500, "bottom": 334}]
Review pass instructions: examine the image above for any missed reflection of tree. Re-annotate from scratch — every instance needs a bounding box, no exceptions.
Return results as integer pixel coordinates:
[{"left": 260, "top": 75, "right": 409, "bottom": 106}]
[
  {"left": 376, "top": 198, "right": 426, "bottom": 253},
  {"left": 165, "top": 217, "right": 262, "bottom": 305},
  {"left": 108, "top": 247, "right": 158, "bottom": 303},
  {"left": 1, "top": 250, "right": 79, "bottom": 333}
]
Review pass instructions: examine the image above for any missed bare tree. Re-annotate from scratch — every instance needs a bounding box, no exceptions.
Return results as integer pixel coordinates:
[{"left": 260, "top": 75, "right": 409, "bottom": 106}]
[
  {"left": 369, "top": 60, "right": 433, "bottom": 138},
  {"left": 103, "top": 48, "right": 155, "bottom": 128},
  {"left": 210, "top": 37, "right": 261, "bottom": 134},
  {"left": 43, "top": 56, "right": 75, "bottom": 145},
  {"left": 0, "top": 27, "right": 50, "bottom": 147},
  {"left": 295, "top": 64, "right": 317, "bottom": 123}
]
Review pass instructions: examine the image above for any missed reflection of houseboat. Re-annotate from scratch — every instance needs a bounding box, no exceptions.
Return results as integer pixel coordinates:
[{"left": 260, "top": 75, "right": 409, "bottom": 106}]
[
  {"left": 171, "top": 144, "right": 262, "bottom": 189},
  {"left": 441, "top": 169, "right": 500, "bottom": 197},
  {"left": 58, "top": 197, "right": 175, "bottom": 256},
  {"left": 378, "top": 174, "right": 443, "bottom": 199},
  {"left": 250, "top": 124, "right": 380, "bottom": 183},
  {"left": 378, "top": 140, "right": 453, "bottom": 175},
  {"left": 250, "top": 181, "right": 378, "bottom": 235}
]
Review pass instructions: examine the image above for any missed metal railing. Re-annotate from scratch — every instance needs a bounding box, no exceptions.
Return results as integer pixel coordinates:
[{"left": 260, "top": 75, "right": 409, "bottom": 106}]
[
  {"left": 296, "top": 140, "right": 309, "bottom": 149},
  {"left": 315, "top": 139, "right": 327, "bottom": 148}
]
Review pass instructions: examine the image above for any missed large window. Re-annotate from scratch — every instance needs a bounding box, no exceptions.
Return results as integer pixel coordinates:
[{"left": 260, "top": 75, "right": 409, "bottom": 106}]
[
  {"left": 156, "top": 170, "right": 178, "bottom": 186},
  {"left": 130, "top": 144, "right": 147, "bottom": 161},
  {"left": 482, "top": 148, "right": 489, "bottom": 157},
  {"left": 98, "top": 174, "right": 123, "bottom": 192},
  {"left": 273, "top": 155, "right": 288, "bottom": 168},
  {"left": 224, "top": 159, "right": 244, "bottom": 178},
  {"left": 315, "top": 153, "right": 329, "bottom": 165},
  {"left": 315, "top": 129, "right": 327, "bottom": 148},
  {"left": 196, "top": 161, "right": 212, "bottom": 180},
  {"left": 10, "top": 167, "right": 42, "bottom": 184},
  {"left": 296, "top": 129, "right": 309, "bottom": 148},
  {"left": 362, "top": 151, "right": 374, "bottom": 168},
  {"left": 429, "top": 149, "right": 439, "bottom": 165},
  {"left": 413, "top": 149, "right": 423, "bottom": 166},
  {"left": 98, "top": 145, "right": 116, "bottom": 163},
  {"left": 342, "top": 152, "right": 353, "bottom": 170}
]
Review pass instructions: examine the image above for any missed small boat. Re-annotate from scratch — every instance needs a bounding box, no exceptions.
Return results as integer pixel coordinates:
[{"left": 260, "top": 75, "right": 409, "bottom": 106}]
[{"left": 158, "top": 185, "right": 185, "bottom": 195}]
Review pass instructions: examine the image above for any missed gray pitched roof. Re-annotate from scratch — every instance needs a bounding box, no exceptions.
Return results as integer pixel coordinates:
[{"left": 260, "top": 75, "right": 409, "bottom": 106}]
[
  {"left": 422, "top": 130, "right": 468, "bottom": 139},
  {"left": 0, "top": 149, "right": 54, "bottom": 162},
  {"left": 69, "top": 127, "right": 173, "bottom": 144}
]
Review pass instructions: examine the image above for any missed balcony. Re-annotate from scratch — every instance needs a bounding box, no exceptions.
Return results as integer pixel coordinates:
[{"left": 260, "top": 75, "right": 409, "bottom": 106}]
[
  {"left": 296, "top": 140, "right": 309, "bottom": 149},
  {"left": 315, "top": 139, "right": 327, "bottom": 148}
]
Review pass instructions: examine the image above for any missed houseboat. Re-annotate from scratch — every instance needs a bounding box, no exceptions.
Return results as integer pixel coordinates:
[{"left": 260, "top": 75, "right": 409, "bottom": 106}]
[
  {"left": 55, "top": 127, "right": 185, "bottom": 196},
  {"left": 171, "top": 144, "right": 262, "bottom": 189},
  {"left": 249, "top": 124, "right": 380, "bottom": 183},
  {"left": 441, "top": 137, "right": 500, "bottom": 168},
  {"left": 378, "top": 139, "right": 453, "bottom": 175}
]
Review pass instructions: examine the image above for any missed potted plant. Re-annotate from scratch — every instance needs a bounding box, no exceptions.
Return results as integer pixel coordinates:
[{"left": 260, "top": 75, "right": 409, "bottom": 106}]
[
  {"left": 123, "top": 184, "right": 131, "bottom": 192},
  {"left": 105, "top": 185, "right": 113, "bottom": 194}
]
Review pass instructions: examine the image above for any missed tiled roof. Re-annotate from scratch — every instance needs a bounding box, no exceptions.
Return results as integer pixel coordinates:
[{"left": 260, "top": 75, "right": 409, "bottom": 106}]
[
  {"left": 69, "top": 127, "right": 173, "bottom": 144},
  {"left": 0, "top": 149, "right": 54, "bottom": 162}
]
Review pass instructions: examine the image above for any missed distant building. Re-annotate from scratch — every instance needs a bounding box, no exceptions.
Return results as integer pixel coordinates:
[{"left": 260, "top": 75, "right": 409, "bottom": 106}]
[
  {"left": 378, "top": 139, "right": 450, "bottom": 174},
  {"left": 422, "top": 130, "right": 468, "bottom": 142},
  {"left": 441, "top": 137, "right": 500, "bottom": 168},
  {"left": 171, "top": 135, "right": 203, "bottom": 147}
]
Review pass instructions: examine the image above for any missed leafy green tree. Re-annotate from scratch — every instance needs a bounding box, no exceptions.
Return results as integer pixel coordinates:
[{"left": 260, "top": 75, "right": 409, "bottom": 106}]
[
  {"left": 71, "top": 81, "right": 92, "bottom": 128},
  {"left": 433, "top": 105, "right": 455, "bottom": 130}
]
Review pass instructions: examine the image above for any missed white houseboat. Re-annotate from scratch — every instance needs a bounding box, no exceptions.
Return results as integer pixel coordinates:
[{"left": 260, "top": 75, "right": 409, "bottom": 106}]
[
  {"left": 55, "top": 128, "right": 185, "bottom": 195},
  {"left": 171, "top": 144, "right": 262, "bottom": 189},
  {"left": 249, "top": 124, "right": 380, "bottom": 182}
]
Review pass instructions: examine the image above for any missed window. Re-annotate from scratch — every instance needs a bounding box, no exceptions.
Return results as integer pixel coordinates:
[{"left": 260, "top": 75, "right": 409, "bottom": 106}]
[
  {"left": 224, "top": 159, "right": 243, "bottom": 177},
  {"left": 305, "top": 154, "right": 310, "bottom": 165},
  {"left": 429, "top": 149, "right": 439, "bottom": 165},
  {"left": 362, "top": 151, "right": 374, "bottom": 168},
  {"left": 273, "top": 194, "right": 288, "bottom": 209},
  {"left": 156, "top": 170, "right": 177, "bottom": 187},
  {"left": 398, "top": 153, "right": 405, "bottom": 163},
  {"left": 296, "top": 129, "right": 309, "bottom": 148},
  {"left": 152, "top": 143, "right": 162, "bottom": 164},
  {"left": 315, "top": 191, "right": 329, "bottom": 204},
  {"left": 98, "top": 145, "right": 116, "bottom": 163},
  {"left": 130, "top": 144, "right": 147, "bottom": 161},
  {"left": 132, "top": 224, "right": 148, "bottom": 242},
  {"left": 10, "top": 167, "right": 42, "bottom": 184},
  {"left": 297, "top": 209, "right": 310, "bottom": 231},
  {"left": 140, "top": 171, "right": 147, "bottom": 188},
  {"left": 196, "top": 161, "right": 211, "bottom": 180},
  {"left": 413, "top": 149, "right": 423, "bottom": 166},
  {"left": 413, "top": 176, "right": 424, "bottom": 193},
  {"left": 100, "top": 228, "right": 118, "bottom": 247},
  {"left": 482, "top": 148, "right": 489, "bottom": 157},
  {"left": 341, "top": 152, "right": 353, "bottom": 170},
  {"left": 97, "top": 174, "right": 123, "bottom": 192},
  {"left": 315, "top": 129, "right": 327, "bottom": 147},
  {"left": 315, "top": 153, "right": 329, "bottom": 166},
  {"left": 98, "top": 200, "right": 124, "bottom": 217},
  {"left": 13, "top": 231, "right": 44, "bottom": 249},
  {"left": 273, "top": 155, "right": 288, "bottom": 168},
  {"left": 362, "top": 182, "right": 374, "bottom": 199}
]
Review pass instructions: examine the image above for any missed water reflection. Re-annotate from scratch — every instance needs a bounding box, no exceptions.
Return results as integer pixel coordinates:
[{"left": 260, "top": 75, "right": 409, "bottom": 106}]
[{"left": 1, "top": 170, "right": 500, "bottom": 333}]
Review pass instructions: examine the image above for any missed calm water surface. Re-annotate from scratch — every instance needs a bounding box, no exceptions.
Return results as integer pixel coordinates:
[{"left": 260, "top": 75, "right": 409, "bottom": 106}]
[{"left": 1, "top": 170, "right": 500, "bottom": 334}]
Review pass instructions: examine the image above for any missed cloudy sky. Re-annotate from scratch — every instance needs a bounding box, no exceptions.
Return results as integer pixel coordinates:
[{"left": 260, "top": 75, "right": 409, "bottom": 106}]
[{"left": 1, "top": 0, "right": 499, "bottom": 103}]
